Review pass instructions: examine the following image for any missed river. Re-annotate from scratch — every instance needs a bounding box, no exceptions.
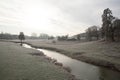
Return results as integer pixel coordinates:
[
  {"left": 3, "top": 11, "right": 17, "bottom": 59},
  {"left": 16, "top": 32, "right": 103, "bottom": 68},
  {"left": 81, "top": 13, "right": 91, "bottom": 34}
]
[{"left": 23, "top": 44, "right": 120, "bottom": 80}]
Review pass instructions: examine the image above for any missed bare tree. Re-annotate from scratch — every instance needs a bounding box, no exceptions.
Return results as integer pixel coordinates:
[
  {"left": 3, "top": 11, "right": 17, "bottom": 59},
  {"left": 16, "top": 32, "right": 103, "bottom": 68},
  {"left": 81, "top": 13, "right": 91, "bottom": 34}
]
[
  {"left": 18, "top": 32, "right": 25, "bottom": 46},
  {"left": 86, "top": 26, "right": 100, "bottom": 41},
  {"left": 76, "top": 34, "right": 81, "bottom": 41}
]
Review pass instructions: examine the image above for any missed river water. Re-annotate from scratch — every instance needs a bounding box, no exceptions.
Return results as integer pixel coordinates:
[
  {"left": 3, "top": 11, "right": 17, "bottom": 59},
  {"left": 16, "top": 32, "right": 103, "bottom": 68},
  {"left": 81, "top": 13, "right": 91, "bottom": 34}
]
[{"left": 23, "top": 44, "right": 120, "bottom": 80}]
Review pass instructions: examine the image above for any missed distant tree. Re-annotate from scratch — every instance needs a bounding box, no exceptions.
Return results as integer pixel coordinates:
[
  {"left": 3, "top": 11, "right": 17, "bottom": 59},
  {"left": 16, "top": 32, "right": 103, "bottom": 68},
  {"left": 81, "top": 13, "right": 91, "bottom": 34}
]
[
  {"left": 48, "top": 36, "right": 54, "bottom": 40},
  {"left": 39, "top": 33, "right": 49, "bottom": 39},
  {"left": 91, "top": 26, "right": 100, "bottom": 40},
  {"left": 57, "top": 35, "right": 68, "bottom": 41},
  {"left": 18, "top": 32, "right": 25, "bottom": 46},
  {"left": 86, "top": 26, "right": 100, "bottom": 41},
  {"left": 0, "top": 32, "right": 4, "bottom": 39},
  {"left": 113, "top": 19, "right": 120, "bottom": 41},
  {"left": 0, "top": 32, "right": 13, "bottom": 39},
  {"left": 65, "top": 35, "right": 69, "bottom": 40},
  {"left": 76, "top": 34, "right": 81, "bottom": 40},
  {"left": 86, "top": 27, "right": 92, "bottom": 41},
  {"left": 101, "top": 8, "right": 115, "bottom": 41}
]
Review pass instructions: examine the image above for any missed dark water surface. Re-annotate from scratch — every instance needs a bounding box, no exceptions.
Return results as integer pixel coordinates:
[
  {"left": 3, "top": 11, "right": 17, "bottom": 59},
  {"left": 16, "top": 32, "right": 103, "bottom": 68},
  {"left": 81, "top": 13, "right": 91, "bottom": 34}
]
[{"left": 23, "top": 44, "right": 120, "bottom": 80}]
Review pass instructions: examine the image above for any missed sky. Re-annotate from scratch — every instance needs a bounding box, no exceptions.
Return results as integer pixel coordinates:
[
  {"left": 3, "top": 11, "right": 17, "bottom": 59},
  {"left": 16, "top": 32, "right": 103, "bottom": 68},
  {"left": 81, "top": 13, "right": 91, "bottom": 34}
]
[{"left": 0, "top": 0, "right": 120, "bottom": 36}]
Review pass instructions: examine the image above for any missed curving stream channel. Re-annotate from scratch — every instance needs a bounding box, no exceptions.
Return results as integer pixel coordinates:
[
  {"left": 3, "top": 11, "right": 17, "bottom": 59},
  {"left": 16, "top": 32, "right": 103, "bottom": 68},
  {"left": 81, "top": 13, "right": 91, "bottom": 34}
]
[{"left": 23, "top": 44, "right": 120, "bottom": 80}]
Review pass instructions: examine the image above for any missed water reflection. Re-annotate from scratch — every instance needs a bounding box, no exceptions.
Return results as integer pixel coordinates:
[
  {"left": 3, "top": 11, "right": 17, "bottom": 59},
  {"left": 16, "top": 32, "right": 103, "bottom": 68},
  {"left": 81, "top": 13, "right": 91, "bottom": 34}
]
[{"left": 37, "top": 48, "right": 100, "bottom": 80}]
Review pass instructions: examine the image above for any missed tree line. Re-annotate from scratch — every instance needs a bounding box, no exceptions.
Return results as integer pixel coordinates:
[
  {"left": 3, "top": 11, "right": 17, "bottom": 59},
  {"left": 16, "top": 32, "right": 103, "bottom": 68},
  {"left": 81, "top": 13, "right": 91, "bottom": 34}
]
[
  {"left": 0, "top": 32, "right": 55, "bottom": 40},
  {"left": 0, "top": 8, "right": 119, "bottom": 42},
  {"left": 0, "top": 32, "right": 18, "bottom": 40},
  {"left": 53, "top": 8, "right": 120, "bottom": 42},
  {"left": 78, "top": 8, "right": 120, "bottom": 42}
]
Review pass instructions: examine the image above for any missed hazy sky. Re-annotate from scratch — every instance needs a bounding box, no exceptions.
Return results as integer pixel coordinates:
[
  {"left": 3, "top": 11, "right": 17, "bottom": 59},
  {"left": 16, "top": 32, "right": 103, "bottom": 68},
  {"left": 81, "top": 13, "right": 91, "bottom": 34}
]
[{"left": 0, "top": 0, "right": 120, "bottom": 36}]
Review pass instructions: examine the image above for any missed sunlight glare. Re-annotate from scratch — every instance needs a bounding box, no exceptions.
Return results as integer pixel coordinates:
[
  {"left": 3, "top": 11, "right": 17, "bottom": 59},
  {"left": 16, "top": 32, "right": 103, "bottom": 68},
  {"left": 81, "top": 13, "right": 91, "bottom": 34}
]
[{"left": 21, "top": 2, "right": 58, "bottom": 30}]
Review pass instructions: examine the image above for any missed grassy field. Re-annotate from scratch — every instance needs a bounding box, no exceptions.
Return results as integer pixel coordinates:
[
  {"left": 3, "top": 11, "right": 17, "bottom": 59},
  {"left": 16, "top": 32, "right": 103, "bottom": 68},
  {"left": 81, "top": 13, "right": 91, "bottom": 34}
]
[
  {"left": 24, "top": 40, "right": 120, "bottom": 71},
  {"left": 0, "top": 41, "right": 75, "bottom": 80}
]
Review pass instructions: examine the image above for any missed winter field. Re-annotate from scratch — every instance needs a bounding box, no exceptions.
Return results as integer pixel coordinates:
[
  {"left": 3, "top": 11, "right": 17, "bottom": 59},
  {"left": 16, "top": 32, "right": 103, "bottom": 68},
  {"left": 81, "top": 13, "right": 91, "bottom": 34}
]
[
  {"left": 0, "top": 41, "right": 74, "bottom": 80},
  {"left": 24, "top": 40, "right": 120, "bottom": 71}
]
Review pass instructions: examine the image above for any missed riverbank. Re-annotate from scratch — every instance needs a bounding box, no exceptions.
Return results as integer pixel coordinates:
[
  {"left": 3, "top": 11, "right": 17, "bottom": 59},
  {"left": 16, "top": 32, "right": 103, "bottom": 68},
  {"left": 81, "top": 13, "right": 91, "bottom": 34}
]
[
  {"left": 20, "top": 40, "right": 120, "bottom": 72},
  {"left": 0, "top": 41, "right": 77, "bottom": 80}
]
